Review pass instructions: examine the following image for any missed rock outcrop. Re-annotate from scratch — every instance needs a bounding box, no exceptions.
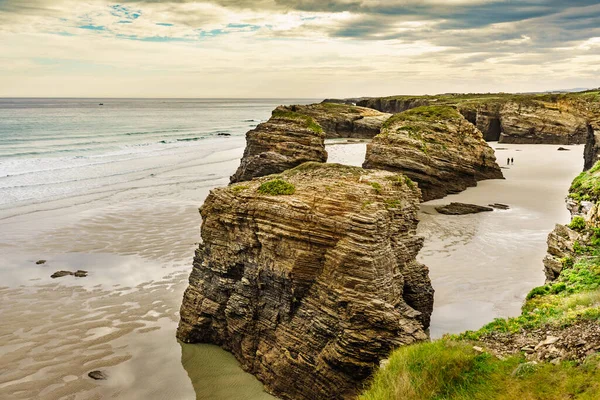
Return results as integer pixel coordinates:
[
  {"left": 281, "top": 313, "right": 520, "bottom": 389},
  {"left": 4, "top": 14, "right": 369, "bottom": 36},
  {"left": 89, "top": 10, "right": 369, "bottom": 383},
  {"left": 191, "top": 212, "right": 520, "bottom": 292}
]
[
  {"left": 230, "top": 104, "right": 391, "bottom": 183},
  {"left": 177, "top": 163, "right": 433, "bottom": 400},
  {"left": 356, "top": 96, "right": 430, "bottom": 114},
  {"left": 435, "top": 203, "right": 494, "bottom": 215},
  {"left": 288, "top": 103, "right": 391, "bottom": 139},
  {"left": 363, "top": 106, "right": 504, "bottom": 201},
  {"left": 498, "top": 101, "right": 588, "bottom": 144},
  {"left": 584, "top": 121, "right": 600, "bottom": 171},
  {"left": 230, "top": 107, "right": 327, "bottom": 183}
]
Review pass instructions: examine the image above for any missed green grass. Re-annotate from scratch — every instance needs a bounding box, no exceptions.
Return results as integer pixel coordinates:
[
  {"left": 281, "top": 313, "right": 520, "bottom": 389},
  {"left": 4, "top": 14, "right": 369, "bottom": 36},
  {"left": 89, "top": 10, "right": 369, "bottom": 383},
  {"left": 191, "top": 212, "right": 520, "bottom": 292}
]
[
  {"left": 383, "top": 106, "right": 462, "bottom": 129},
  {"left": 569, "top": 216, "right": 586, "bottom": 231},
  {"left": 569, "top": 161, "right": 600, "bottom": 202},
  {"left": 370, "top": 182, "right": 383, "bottom": 194},
  {"left": 271, "top": 109, "right": 324, "bottom": 134},
  {"left": 257, "top": 179, "right": 296, "bottom": 195},
  {"left": 360, "top": 340, "right": 600, "bottom": 400},
  {"left": 230, "top": 185, "right": 249, "bottom": 194}
]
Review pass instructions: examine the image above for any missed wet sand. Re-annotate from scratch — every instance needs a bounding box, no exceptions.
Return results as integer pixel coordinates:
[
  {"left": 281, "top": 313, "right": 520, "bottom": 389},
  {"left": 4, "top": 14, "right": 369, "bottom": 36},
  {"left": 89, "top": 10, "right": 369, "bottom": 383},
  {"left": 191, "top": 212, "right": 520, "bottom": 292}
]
[{"left": 0, "top": 140, "right": 583, "bottom": 399}]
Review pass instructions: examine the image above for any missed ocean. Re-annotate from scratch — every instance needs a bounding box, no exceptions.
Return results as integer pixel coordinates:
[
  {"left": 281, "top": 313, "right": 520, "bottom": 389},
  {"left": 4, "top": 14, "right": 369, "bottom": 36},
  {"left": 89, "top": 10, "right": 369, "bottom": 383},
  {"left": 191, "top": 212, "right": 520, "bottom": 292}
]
[{"left": 0, "top": 98, "right": 317, "bottom": 214}]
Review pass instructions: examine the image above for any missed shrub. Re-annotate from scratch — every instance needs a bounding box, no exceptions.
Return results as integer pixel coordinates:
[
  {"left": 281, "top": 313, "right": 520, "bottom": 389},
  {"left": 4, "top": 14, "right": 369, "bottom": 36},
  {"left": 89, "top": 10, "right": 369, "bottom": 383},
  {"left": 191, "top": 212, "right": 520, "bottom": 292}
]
[
  {"left": 568, "top": 216, "right": 586, "bottom": 231},
  {"left": 257, "top": 179, "right": 296, "bottom": 195}
]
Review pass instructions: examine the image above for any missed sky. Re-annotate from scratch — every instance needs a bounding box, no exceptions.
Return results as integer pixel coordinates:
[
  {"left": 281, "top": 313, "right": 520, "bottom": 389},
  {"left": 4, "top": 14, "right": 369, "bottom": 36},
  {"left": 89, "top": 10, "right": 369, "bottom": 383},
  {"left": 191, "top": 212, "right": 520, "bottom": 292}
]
[{"left": 0, "top": 0, "right": 599, "bottom": 98}]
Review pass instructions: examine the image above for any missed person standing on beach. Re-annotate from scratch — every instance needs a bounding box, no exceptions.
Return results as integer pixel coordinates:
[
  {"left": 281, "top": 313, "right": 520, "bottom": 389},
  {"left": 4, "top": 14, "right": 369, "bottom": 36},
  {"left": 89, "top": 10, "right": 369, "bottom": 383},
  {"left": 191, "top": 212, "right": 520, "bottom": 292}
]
[
  {"left": 511, "top": 157, "right": 514, "bottom": 164},
  {"left": 507, "top": 157, "right": 510, "bottom": 165}
]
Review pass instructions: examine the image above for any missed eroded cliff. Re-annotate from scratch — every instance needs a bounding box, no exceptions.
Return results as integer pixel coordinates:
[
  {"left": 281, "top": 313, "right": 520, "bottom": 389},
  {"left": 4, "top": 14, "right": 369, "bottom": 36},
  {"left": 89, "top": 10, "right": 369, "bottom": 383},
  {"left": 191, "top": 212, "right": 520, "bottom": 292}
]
[
  {"left": 230, "top": 104, "right": 391, "bottom": 183},
  {"left": 363, "top": 106, "right": 503, "bottom": 201},
  {"left": 178, "top": 163, "right": 433, "bottom": 400}
]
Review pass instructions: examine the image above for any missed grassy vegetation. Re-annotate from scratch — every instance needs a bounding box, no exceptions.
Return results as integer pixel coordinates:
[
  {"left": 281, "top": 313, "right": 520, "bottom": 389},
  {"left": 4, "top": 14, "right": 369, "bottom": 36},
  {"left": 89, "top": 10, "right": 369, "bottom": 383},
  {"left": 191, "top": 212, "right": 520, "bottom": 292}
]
[
  {"left": 370, "top": 182, "right": 383, "bottom": 194},
  {"left": 360, "top": 162, "right": 600, "bottom": 400},
  {"left": 360, "top": 340, "right": 600, "bottom": 400},
  {"left": 230, "top": 184, "right": 249, "bottom": 194},
  {"left": 319, "top": 102, "right": 362, "bottom": 113},
  {"left": 271, "top": 109, "right": 324, "bottom": 134},
  {"left": 257, "top": 179, "right": 296, "bottom": 195},
  {"left": 569, "top": 216, "right": 587, "bottom": 231},
  {"left": 569, "top": 161, "right": 600, "bottom": 202},
  {"left": 383, "top": 106, "right": 462, "bottom": 130}
]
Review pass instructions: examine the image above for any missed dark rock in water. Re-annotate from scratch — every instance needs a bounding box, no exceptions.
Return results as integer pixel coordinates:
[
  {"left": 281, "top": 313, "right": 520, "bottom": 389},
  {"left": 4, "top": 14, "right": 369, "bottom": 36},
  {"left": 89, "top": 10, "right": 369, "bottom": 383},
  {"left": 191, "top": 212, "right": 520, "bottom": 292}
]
[
  {"left": 51, "top": 270, "right": 88, "bottom": 278},
  {"left": 51, "top": 271, "right": 73, "bottom": 278},
  {"left": 217, "top": 132, "right": 231, "bottom": 136},
  {"left": 489, "top": 203, "right": 510, "bottom": 210},
  {"left": 435, "top": 202, "right": 494, "bottom": 215},
  {"left": 35, "top": 260, "right": 46, "bottom": 265},
  {"left": 557, "top": 147, "right": 570, "bottom": 151},
  {"left": 88, "top": 370, "right": 107, "bottom": 380}
]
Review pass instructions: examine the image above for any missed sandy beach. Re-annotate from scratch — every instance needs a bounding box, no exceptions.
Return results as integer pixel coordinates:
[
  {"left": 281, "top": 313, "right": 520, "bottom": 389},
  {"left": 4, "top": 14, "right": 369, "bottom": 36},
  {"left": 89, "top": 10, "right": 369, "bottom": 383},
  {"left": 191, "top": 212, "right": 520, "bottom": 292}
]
[{"left": 0, "top": 140, "right": 585, "bottom": 399}]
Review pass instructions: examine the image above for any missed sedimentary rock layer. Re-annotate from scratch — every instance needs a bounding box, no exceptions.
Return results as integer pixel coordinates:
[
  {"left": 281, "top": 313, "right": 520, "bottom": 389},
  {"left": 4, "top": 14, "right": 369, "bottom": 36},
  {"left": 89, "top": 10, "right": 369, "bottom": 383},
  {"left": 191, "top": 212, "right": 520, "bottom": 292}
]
[
  {"left": 178, "top": 163, "right": 433, "bottom": 400},
  {"left": 363, "top": 106, "right": 504, "bottom": 201},
  {"left": 230, "top": 107, "right": 327, "bottom": 183},
  {"left": 287, "top": 103, "right": 391, "bottom": 139}
]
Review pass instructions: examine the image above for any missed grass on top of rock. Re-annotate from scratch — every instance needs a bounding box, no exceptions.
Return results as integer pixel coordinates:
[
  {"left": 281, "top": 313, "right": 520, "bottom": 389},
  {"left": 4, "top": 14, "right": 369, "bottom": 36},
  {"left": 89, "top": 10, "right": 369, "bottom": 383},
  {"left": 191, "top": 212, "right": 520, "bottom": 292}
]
[
  {"left": 383, "top": 106, "right": 462, "bottom": 129},
  {"left": 271, "top": 109, "right": 324, "bottom": 134},
  {"left": 257, "top": 179, "right": 296, "bottom": 195},
  {"left": 359, "top": 340, "right": 600, "bottom": 400}
]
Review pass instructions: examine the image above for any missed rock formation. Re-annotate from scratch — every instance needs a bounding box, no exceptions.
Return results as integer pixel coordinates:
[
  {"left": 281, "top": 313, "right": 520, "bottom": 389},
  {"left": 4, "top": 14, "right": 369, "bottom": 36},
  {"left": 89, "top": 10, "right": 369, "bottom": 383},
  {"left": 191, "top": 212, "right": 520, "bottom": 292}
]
[
  {"left": 363, "top": 106, "right": 504, "bottom": 201},
  {"left": 230, "top": 104, "right": 391, "bottom": 183},
  {"left": 435, "top": 203, "right": 494, "bottom": 215},
  {"left": 584, "top": 120, "right": 600, "bottom": 171},
  {"left": 498, "top": 101, "right": 588, "bottom": 144},
  {"left": 353, "top": 92, "right": 597, "bottom": 145},
  {"left": 177, "top": 163, "right": 434, "bottom": 400},
  {"left": 230, "top": 107, "right": 327, "bottom": 183},
  {"left": 286, "top": 103, "right": 391, "bottom": 139}
]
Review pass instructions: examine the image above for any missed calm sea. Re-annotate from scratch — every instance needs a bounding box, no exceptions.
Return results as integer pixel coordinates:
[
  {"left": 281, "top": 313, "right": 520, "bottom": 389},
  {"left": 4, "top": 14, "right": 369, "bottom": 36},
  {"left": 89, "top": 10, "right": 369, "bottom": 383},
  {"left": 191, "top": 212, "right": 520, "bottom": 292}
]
[{"left": 0, "top": 98, "right": 317, "bottom": 211}]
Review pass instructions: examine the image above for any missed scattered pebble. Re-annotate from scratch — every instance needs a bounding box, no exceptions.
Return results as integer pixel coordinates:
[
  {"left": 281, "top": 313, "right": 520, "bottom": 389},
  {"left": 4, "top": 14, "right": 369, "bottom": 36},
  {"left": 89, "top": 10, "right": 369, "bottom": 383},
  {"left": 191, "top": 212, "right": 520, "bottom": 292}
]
[
  {"left": 51, "top": 270, "right": 88, "bottom": 279},
  {"left": 35, "top": 260, "right": 47, "bottom": 265}
]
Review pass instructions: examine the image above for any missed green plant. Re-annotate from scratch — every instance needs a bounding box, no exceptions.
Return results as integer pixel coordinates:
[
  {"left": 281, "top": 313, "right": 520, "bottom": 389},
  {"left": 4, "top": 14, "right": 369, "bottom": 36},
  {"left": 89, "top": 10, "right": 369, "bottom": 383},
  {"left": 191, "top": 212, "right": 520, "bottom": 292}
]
[
  {"left": 257, "top": 179, "right": 296, "bottom": 195},
  {"left": 370, "top": 182, "right": 382, "bottom": 194},
  {"left": 231, "top": 185, "right": 249, "bottom": 194},
  {"left": 568, "top": 216, "right": 586, "bottom": 231}
]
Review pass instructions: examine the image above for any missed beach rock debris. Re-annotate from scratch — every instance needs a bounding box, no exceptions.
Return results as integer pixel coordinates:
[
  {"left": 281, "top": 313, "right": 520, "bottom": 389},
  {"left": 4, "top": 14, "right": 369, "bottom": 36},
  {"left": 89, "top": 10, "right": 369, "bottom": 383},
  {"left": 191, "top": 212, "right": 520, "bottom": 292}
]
[
  {"left": 435, "top": 202, "right": 494, "bottom": 215},
  {"left": 489, "top": 203, "right": 510, "bottom": 210},
  {"left": 51, "top": 270, "right": 88, "bottom": 279},
  {"left": 35, "top": 260, "right": 47, "bottom": 265},
  {"left": 178, "top": 163, "right": 434, "bottom": 400}
]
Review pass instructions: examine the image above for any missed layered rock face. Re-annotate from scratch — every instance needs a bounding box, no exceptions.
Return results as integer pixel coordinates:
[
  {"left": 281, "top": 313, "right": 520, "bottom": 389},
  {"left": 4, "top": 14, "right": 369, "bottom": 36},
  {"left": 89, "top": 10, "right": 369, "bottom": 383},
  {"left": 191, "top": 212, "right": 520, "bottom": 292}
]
[
  {"left": 583, "top": 120, "right": 600, "bottom": 171},
  {"left": 230, "top": 107, "right": 327, "bottom": 183},
  {"left": 498, "top": 101, "right": 588, "bottom": 144},
  {"left": 356, "top": 96, "right": 430, "bottom": 114},
  {"left": 230, "top": 104, "right": 391, "bottom": 183},
  {"left": 290, "top": 103, "right": 391, "bottom": 139},
  {"left": 363, "top": 106, "right": 504, "bottom": 201},
  {"left": 177, "top": 163, "right": 434, "bottom": 400}
]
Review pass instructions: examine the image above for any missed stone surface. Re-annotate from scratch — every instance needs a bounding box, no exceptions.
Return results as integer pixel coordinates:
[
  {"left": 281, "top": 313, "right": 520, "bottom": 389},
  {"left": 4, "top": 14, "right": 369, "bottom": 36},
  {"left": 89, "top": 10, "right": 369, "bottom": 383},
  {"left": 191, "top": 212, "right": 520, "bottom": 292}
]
[
  {"left": 35, "top": 259, "right": 46, "bottom": 265},
  {"left": 178, "top": 163, "right": 433, "bottom": 400},
  {"left": 289, "top": 103, "right": 391, "bottom": 139},
  {"left": 50, "top": 270, "right": 88, "bottom": 279},
  {"left": 498, "top": 101, "right": 588, "bottom": 144},
  {"left": 435, "top": 203, "right": 494, "bottom": 215},
  {"left": 489, "top": 203, "right": 510, "bottom": 210},
  {"left": 584, "top": 121, "right": 600, "bottom": 171},
  {"left": 230, "top": 106, "right": 327, "bottom": 183},
  {"left": 88, "top": 370, "right": 107, "bottom": 380},
  {"left": 363, "top": 106, "right": 503, "bottom": 201}
]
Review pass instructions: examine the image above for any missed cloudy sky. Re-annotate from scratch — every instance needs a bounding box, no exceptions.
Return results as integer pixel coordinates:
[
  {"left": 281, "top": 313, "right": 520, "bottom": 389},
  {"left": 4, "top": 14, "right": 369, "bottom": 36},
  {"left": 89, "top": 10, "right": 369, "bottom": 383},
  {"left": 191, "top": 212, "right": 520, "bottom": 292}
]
[{"left": 1, "top": 0, "right": 599, "bottom": 97}]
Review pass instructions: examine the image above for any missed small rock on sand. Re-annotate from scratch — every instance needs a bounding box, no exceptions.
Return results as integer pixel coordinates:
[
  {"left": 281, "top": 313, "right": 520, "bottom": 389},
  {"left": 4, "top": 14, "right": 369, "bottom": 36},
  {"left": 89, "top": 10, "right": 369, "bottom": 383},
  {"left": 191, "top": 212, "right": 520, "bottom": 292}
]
[
  {"left": 88, "top": 370, "right": 107, "bottom": 380},
  {"left": 557, "top": 147, "right": 570, "bottom": 151},
  {"left": 51, "top": 270, "right": 88, "bottom": 279},
  {"left": 35, "top": 260, "right": 47, "bottom": 265},
  {"left": 489, "top": 203, "right": 510, "bottom": 210},
  {"left": 435, "top": 203, "right": 494, "bottom": 215}
]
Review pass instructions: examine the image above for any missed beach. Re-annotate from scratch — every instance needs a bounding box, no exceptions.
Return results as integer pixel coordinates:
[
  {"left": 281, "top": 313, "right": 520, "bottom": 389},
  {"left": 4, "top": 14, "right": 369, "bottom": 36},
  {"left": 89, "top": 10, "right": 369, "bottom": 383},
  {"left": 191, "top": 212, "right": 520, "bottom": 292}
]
[{"left": 0, "top": 100, "right": 586, "bottom": 399}]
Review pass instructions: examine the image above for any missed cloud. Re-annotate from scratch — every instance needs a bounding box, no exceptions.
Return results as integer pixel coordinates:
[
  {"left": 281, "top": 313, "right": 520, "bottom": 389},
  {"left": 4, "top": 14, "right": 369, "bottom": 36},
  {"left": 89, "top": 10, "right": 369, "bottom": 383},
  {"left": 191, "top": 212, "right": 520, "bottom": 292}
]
[{"left": 0, "top": 0, "right": 598, "bottom": 96}]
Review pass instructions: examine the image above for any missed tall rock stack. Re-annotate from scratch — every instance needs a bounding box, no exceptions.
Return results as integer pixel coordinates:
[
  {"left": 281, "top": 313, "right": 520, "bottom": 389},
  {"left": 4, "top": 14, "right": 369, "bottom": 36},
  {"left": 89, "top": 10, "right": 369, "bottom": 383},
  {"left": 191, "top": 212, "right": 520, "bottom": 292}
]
[{"left": 178, "top": 163, "right": 434, "bottom": 400}]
